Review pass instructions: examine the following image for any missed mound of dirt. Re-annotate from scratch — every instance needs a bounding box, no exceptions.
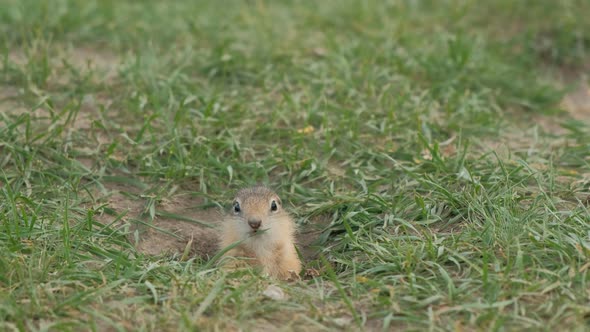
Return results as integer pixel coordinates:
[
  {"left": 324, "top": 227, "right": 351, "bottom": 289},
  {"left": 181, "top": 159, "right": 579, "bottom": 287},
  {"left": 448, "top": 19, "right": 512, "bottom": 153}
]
[
  {"left": 560, "top": 81, "right": 590, "bottom": 121},
  {"left": 91, "top": 183, "right": 325, "bottom": 262},
  {"left": 91, "top": 183, "right": 222, "bottom": 260}
]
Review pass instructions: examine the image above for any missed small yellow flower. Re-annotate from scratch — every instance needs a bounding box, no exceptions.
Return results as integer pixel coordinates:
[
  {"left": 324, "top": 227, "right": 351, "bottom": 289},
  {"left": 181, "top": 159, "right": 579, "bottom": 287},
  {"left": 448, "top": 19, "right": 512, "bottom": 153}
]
[
  {"left": 297, "top": 125, "right": 315, "bottom": 134},
  {"left": 356, "top": 276, "right": 369, "bottom": 283}
]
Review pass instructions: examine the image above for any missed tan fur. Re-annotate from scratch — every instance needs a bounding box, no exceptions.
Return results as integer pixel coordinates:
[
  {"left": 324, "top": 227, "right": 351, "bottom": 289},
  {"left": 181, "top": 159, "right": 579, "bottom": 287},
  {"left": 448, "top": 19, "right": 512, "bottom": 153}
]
[{"left": 219, "top": 186, "right": 302, "bottom": 279}]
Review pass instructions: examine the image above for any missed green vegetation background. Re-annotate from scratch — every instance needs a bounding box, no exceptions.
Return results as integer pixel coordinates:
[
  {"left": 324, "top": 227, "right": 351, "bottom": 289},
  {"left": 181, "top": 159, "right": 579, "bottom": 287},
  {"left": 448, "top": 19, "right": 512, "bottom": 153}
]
[{"left": 1, "top": 1, "right": 589, "bottom": 331}]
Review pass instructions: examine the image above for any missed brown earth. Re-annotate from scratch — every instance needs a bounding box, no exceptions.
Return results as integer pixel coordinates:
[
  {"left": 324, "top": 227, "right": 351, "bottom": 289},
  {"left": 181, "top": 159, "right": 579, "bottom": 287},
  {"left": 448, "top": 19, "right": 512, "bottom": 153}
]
[
  {"left": 0, "top": 45, "right": 118, "bottom": 139},
  {"left": 560, "top": 80, "right": 590, "bottom": 122},
  {"left": 91, "top": 182, "right": 223, "bottom": 260},
  {"left": 89, "top": 179, "right": 327, "bottom": 261}
]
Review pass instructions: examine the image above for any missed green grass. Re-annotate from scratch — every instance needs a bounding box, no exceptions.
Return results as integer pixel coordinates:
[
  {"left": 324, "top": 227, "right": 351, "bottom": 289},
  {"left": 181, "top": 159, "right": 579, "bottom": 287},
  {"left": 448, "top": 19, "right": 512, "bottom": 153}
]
[{"left": 1, "top": 0, "right": 590, "bottom": 331}]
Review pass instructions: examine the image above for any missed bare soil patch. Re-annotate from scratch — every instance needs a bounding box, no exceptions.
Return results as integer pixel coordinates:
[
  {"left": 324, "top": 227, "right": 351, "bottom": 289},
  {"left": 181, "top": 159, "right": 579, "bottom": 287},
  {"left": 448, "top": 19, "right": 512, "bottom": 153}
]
[
  {"left": 4, "top": 45, "right": 120, "bottom": 83},
  {"left": 296, "top": 213, "right": 331, "bottom": 262},
  {"left": 560, "top": 80, "right": 590, "bottom": 121},
  {"left": 136, "top": 194, "right": 221, "bottom": 259},
  {"left": 90, "top": 182, "right": 324, "bottom": 262},
  {"left": 0, "top": 86, "right": 27, "bottom": 132},
  {"left": 64, "top": 46, "right": 120, "bottom": 82},
  {"left": 91, "top": 182, "right": 222, "bottom": 259},
  {"left": 1, "top": 46, "right": 119, "bottom": 141},
  {"left": 477, "top": 78, "right": 590, "bottom": 158},
  {"left": 534, "top": 74, "right": 590, "bottom": 135}
]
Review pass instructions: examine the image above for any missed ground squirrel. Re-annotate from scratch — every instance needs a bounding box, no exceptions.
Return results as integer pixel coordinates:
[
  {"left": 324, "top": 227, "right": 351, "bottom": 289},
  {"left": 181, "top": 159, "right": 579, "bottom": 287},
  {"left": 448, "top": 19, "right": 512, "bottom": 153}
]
[{"left": 219, "top": 186, "right": 302, "bottom": 279}]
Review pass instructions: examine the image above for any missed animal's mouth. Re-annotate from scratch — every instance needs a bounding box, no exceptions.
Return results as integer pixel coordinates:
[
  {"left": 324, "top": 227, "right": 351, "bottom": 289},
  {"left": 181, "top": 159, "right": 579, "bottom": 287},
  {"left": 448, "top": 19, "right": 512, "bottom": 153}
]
[{"left": 249, "top": 228, "right": 267, "bottom": 236}]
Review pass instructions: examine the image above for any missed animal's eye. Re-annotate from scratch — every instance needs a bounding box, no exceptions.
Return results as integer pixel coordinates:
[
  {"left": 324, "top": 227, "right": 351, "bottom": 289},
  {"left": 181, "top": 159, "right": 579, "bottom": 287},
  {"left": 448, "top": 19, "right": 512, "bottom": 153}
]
[
  {"left": 270, "top": 200, "right": 278, "bottom": 212},
  {"left": 233, "top": 202, "right": 241, "bottom": 214}
]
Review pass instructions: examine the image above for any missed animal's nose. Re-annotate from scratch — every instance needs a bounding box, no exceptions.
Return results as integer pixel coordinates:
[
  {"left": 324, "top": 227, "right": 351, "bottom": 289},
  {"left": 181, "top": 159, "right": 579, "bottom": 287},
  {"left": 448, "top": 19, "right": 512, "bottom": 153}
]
[{"left": 248, "top": 219, "right": 261, "bottom": 230}]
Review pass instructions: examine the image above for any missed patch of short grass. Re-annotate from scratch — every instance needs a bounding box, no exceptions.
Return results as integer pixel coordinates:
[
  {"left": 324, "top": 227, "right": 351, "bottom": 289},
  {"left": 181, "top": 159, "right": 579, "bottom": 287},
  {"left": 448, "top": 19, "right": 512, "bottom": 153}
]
[{"left": 1, "top": 0, "right": 590, "bottom": 331}]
